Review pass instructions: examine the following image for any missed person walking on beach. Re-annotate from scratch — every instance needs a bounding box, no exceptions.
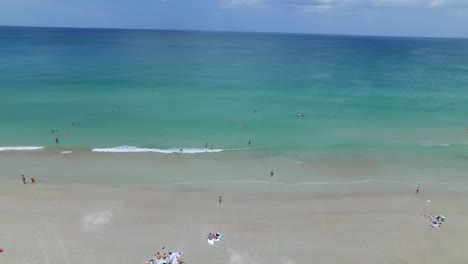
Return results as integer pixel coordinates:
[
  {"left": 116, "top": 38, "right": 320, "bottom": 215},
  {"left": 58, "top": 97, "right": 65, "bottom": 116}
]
[
  {"left": 219, "top": 196, "right": 222, "bottom": 204},
  {"left": 22, "top": 174, "right": 26, "bottom": 184},
  {"left": 416, "top": 187, "right": 420, "bottom": 194}
]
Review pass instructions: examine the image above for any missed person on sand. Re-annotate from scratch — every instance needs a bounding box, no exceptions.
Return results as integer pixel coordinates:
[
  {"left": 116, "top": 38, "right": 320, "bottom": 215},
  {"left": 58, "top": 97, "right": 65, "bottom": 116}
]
[
  {"left": 416, "top": 187, "right": 420, "bottom": 194},
  {"left": 155, "top": 252, "right": 162, "bottom": 262},
  {"left": 170, "top": 252, "right": 183, "bottom": 264},
  {"left": 31, "top": 178, "right": 36, "bottom": 184},
  {"left": 168, "top": 252, "right": 177, "bottom": 264},
  {"left": 161, "top": 253, "right": 168, "bottom": 264},
  {"left": 22, "top": 174, "right": 26, "bottom": 184},
  {"left": 219, "top": 196, "right": 222, "bottom": 204},
  {"left": 178, "top": 253, "right": 185, "bottom": 264}
]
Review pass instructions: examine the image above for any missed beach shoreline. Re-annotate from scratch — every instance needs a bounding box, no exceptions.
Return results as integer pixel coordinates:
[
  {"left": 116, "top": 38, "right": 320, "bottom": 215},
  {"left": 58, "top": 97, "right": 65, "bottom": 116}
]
[{"left": 1, "top": 153, "right": 468, "bottom": 263}]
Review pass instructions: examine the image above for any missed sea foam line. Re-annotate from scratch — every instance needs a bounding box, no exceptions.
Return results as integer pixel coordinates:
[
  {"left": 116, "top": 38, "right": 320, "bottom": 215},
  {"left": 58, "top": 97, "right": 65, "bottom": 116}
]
[
  {"left": 0, "top": 146, "right": 44, "bottom": 151},
  {"left": 419, "top": 142, "right": 450, "bottom": 147},
  {"left": 92, "top": 145, "right": 224, "bottom": 154},
  {"left": 168, "top": 179, "right": 468, "bottom": 186}
]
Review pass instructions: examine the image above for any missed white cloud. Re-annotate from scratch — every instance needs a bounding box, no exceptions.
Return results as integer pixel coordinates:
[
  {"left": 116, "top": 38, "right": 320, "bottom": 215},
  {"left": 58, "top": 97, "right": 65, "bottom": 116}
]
[
  {"left": 222, "top": 0, "right": 468, "bottom": 9},
  {"left": 223, "top": 0, "right": 266, "bottom": 7}
]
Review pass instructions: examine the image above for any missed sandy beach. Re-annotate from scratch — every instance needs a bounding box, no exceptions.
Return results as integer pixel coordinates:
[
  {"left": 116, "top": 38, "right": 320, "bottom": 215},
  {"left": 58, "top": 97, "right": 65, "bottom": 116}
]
[{"left": 1, "top": 151, "right": 468, "bottom": 264}]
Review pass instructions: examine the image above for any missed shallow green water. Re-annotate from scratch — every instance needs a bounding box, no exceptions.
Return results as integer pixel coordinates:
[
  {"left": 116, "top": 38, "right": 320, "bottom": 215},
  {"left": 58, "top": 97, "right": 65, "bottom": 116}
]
[{"left": 1, "top": 26, "right": 467, "bottom": 166}]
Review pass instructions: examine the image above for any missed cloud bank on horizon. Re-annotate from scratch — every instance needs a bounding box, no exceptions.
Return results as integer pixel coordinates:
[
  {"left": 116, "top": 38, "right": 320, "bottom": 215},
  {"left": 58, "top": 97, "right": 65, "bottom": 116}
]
[
  {"left": 0, "top": 0, "right": 467, "bottom": 37},
  {"left": 223, "top": 0, "right": 468, "bottom": 9}
]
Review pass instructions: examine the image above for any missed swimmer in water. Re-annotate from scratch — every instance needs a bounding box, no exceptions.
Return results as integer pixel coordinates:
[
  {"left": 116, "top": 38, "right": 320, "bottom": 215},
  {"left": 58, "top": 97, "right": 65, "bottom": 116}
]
[{"left": 248, "top": 139, "right": 251, "bottom": 146}]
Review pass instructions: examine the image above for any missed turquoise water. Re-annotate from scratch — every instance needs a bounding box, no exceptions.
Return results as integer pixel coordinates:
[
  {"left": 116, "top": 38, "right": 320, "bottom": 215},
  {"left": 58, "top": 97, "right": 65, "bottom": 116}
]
[{"left": 1, "top": 26, "right": 468, "bottom": 161}]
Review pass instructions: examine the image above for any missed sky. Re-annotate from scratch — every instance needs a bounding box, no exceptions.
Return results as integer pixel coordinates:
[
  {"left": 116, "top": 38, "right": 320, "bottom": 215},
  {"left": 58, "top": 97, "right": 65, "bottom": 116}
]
[{"left": 0, "top": 0, "right": 468, "bottom": 38}]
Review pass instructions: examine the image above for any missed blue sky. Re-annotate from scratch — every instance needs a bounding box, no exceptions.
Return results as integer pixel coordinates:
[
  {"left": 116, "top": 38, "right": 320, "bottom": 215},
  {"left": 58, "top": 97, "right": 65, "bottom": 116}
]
[{"left": 1, "top": 0, "right": 468, "bottom": 37}]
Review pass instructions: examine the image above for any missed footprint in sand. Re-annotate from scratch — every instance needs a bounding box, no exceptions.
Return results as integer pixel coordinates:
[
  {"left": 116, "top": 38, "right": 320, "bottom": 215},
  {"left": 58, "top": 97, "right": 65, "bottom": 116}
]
[{"left": 82, "top": 210, "right": 112, "bottom": 230}]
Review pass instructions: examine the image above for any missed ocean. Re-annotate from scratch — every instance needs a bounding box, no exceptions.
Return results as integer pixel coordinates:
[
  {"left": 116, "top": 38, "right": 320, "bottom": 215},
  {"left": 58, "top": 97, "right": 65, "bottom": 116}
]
[{"left": 1, "top": 26, "right": 468, "bottom": 169}]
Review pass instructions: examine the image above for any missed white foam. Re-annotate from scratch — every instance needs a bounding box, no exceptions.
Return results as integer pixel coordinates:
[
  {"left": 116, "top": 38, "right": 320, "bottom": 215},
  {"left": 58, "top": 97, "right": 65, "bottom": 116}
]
[
  {"left": 82, "top": 210, "right": 112, "bottom": 230},
  {"left": 60, "top": 151, "right": 72, "bottom": 154},
  {"left": 226, "top": 249, "right": 259, "bottom": 264},
  {"left": 92, "top": 145, "right": 223, "bottom": 154},
  {"left": 0, "top": 146, "right": 44, "bottom": 151},
  {"left": 420, "top": 142, "right": 450, "bottom": 147}
]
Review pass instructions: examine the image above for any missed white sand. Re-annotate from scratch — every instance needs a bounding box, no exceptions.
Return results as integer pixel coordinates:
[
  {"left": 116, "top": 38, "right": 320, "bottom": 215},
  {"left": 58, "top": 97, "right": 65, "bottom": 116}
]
[{"left": 1, "top": 152, "right": 468, "bottom": 263}]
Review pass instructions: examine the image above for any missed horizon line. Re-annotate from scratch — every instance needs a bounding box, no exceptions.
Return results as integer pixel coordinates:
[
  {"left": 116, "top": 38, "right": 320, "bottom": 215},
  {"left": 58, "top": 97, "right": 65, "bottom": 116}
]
[{"left": 1, "top": 24, "right": 467, "bottom": 40}]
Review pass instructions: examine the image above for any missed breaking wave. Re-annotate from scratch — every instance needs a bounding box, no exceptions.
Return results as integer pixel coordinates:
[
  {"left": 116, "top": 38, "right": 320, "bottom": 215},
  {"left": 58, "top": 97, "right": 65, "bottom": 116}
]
[
  {"left": 92, "top": 145, "right": 224, "bottom": 153},
  {"left": 0, "top": 146, "right": 44, "bottom": 151}
]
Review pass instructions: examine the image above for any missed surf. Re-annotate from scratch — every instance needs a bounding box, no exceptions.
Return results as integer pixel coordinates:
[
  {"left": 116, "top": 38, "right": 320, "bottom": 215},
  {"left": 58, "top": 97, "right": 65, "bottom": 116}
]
[
  {"left": 91, "top": 145, "right": 224, "bottom": 153},
  {"left": 0, "top": 146, "right": 44, "bottom": 151}
]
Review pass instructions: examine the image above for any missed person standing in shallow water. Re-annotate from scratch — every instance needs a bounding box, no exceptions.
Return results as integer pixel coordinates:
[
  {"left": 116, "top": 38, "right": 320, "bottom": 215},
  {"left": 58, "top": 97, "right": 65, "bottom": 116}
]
[
  {"left": 248, "top": 139, "right": 251, "bottom": 146},
  {"left": 270, "top": 170, "right": 274, "bottom": 177},
  {"left": 416, "top": 187, "right": 420, "bottom": 194},
  {"left": 55, "top": 137, "right": 59, "bottom": 144}
]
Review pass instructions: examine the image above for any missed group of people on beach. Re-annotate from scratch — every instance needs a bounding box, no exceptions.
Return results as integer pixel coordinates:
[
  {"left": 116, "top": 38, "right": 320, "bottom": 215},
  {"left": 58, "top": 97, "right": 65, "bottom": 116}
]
[
  {"left": 207, "top": 232, "right": 221, "bottom": 240},
  {"left": 21, "top": 174, "right": 36, "bottom": 184},
  {"left": 146, "top": 251, "right": 184, "bottom": 264},
  {"left": 422, "top": 213, "right": 445, "bottom": 228}
]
